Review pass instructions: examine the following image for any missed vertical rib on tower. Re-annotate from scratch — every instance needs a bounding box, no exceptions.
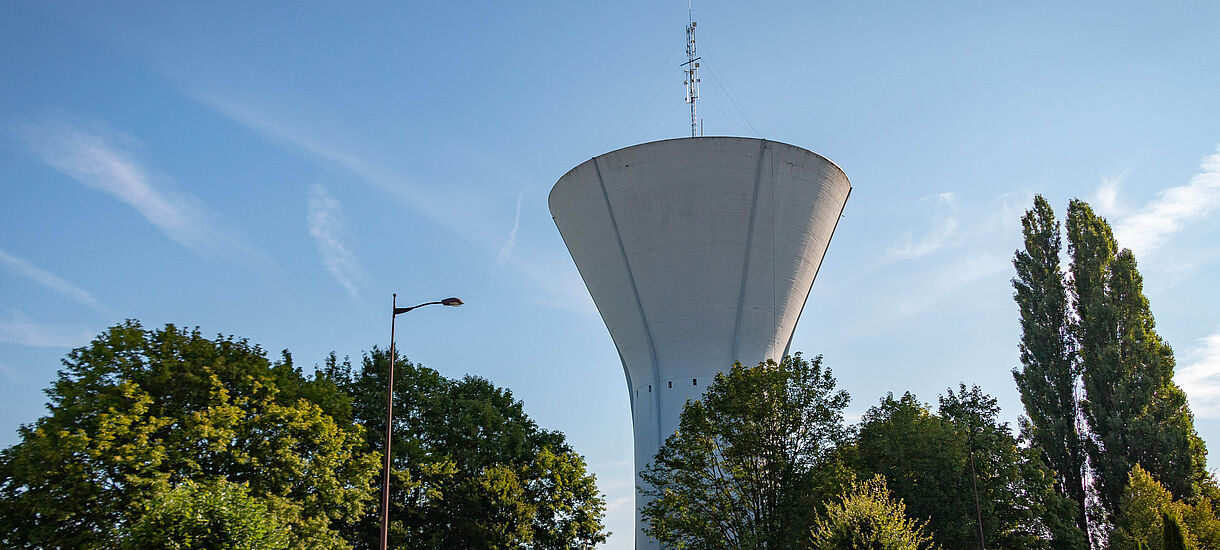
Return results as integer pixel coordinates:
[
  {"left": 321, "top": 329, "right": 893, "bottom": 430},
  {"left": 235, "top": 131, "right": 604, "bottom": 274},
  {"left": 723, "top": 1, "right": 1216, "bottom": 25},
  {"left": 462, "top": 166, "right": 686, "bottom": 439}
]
[{"left": 549, "top": 137, "right": 850, "bottom": 549}]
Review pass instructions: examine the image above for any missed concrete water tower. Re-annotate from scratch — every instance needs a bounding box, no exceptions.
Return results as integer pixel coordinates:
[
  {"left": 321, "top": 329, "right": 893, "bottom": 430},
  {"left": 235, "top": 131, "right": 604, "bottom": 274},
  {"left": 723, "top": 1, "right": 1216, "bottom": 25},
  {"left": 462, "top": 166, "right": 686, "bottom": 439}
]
[
  {"left": 549, "top": 136, "right": 850, "bottom": 548},
  {"left": 548, "top": 8, "right": 849, "bottom": 547}
]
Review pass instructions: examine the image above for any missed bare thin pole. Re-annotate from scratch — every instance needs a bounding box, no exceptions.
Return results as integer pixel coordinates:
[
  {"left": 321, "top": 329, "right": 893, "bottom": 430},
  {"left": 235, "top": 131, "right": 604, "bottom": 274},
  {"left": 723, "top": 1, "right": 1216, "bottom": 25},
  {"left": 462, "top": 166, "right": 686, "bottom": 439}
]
[
  {"left": 970, "top": 428, "right": 986, "bottom": 550},
  {"left": 379, "top": 293, "right": 398, "bottom": 550}
]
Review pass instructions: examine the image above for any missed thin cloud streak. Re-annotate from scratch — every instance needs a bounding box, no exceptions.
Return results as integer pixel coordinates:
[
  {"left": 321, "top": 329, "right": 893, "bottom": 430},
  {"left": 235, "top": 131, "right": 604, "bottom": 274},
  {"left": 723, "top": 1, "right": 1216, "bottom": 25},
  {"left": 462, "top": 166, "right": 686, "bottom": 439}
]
[
  {"left": 197, "top": 93, "right": 500, "bottom": 248},
  {"left": 1094, "top": 173, "right": 1127, "bottom": 217},
  {"left": 495, "top": 192, "right": 523, "bottom": 268},
  {"left": 16, "top": 119, "right": 270, "bottom": 266},
  {"left": 0, "top": 359, "right": 17, "bottom": 382},
  {"left": 1177, "top": 329, "right": 1220, "bottom": 419},
  {"left": 307, "top": 184, "right": 364, "bottom": 300},
  {"left": 886, "top": 192, "right": 960, "bottom": 261},
  {"left": 0, "top": 318, "right": 94, "bottom": 348},
  {"left": 196, "top": 92, "right": 589, "bottom": 314},
  {"left": 1109, "top": 145, "right": 1220, "bottom": 255},
  {"left": 888, "top": 252, "right": 1010, "bottom": 320},
  {"left": 887, "top": 217, "right": 959, "bottom": 261},
  {"left": 0, "top": 247, "right": 110, "bottom": 315}
]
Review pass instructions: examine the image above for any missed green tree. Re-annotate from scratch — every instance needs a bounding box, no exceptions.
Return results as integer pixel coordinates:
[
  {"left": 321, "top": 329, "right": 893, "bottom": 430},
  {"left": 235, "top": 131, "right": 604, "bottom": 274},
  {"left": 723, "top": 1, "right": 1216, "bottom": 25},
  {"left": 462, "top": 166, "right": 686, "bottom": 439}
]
[
  {"left": 854, "top": 387, "right": 1085, "bottom": 550},
  {"left": 1067, "top": 200, "right": 1209, "bottom": 513},
  {"left": 0, "top": 321, "right": 378, "bottom": 549},
  {"left": 1182, "top": 498, "right": 1220, "bottom": 550},
  {"left": 1110, "top": 465, "right": 1200, "bottom": 550},
  {"left": 323, "top": 348, "right": 608, "bottom": 549},
  {"left": 639, "top": 353, "right": 852, "bottom": 550},
  {"left": 809, "top": 475, "right": 938, "bottom": 550},
  {"left": 1012, "top": 195, "right": 1090, "bottom": 540},
  {"left": 120, "top": 479, "right": 292, "bottom": 550},
  {"left": 1163, "top": 512, "right": 1189, "bottom": 550}
]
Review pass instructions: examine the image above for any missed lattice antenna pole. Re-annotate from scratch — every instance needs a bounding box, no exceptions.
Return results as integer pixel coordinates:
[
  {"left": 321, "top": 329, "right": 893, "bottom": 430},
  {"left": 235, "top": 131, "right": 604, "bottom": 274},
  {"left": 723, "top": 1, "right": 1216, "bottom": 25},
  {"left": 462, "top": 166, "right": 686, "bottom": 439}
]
[{"left": 683, "top": 3, "right": 701, "bottom": 137}]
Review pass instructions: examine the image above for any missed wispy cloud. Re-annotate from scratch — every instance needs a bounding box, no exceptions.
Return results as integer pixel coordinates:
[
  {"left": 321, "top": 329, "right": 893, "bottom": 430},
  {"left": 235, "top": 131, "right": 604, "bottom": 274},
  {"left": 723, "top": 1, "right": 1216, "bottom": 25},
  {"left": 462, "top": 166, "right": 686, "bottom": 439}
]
[
  {"left": 1106, "top": 145, "right": 1220, "bottom": 255},
  {"left": 886, "top": 192, "right": 960, "bottom": 261},
  {"left": 888, "top": 252, "right": 1010, "bottom": 319},
  {"left": 0, "top": 314, "right": 94, "bottom": 348},
  {"left": 495, "top": 192, "right": 524, "bottom": 269},
  {"left": 1177, "top": 328, "right": 1220, "bottom": 419},
  {"left": 196, "top": 92, "right": 593, "bottom": 314},
  {"left": 1093, "top": 172, "right": 1128, "bottom": 218},
  {"left": 920, "top": 191, "right": 959, "bottom": 210},
  {"left": 0, "top": 359, "right": 17, "bottom": 382},
  {"left": 984, "top": 191, "right": 1034, "bottom": 234},
  {"left": 16, "top": 119, "right": 268, "bottom": 264},
  {"left": 197, "top": 93, "right": 499, "bottom": 248},
  {"left": 591, "top": 455, "right": 637, "bottom": 527},
  {"left": 307, "top": 184, "right": 364, "bottom": 300},
  {"left": 0, "top": 246, "right": 111, "bottom": 315},
  {"left": 887, "top": 218, "right": 959, "bottom": 260}
]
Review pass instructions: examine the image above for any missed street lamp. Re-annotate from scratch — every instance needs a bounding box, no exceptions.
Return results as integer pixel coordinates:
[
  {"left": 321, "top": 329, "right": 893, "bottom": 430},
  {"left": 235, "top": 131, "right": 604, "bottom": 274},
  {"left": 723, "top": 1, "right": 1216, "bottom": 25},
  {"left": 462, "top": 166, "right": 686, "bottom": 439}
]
[
  {"left": 969, "top": 425, "right": 986, "bottom": 550},
  {"left": 379, "top": 293, "right": 463, "bottom": 550}
]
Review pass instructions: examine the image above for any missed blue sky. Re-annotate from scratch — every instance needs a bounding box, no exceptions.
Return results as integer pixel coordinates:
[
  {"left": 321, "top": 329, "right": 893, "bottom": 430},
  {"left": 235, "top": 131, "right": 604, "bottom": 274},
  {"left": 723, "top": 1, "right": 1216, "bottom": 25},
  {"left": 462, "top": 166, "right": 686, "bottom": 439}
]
[{"left": 3, "top": 2, "right": 1220, "bottom": 546}]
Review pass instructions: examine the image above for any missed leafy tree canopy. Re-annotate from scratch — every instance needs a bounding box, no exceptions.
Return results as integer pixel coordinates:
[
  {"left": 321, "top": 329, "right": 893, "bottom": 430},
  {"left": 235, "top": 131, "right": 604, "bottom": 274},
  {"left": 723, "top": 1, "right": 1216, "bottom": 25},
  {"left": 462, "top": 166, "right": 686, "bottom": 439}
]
[
  {"left": 854, "top": 386, "right": 1085, "bottom": 550},
  {"left": 120, "top": 479, "right": 292, "bottom": 550},
  {"left": 322, "top": 348, "right": 608, "bottom": 549},
  {"left": 809, "top": 474, "right": 938, "bottom": 550},
  {"left": 1111, "top": 464, "right": 1220, "bottom": 550},
  {"left": 639, "top": 353, "right": 853, "bottom": 550},
  {"left": 0, "top": 321, "right": 378, "bottom": 549}
]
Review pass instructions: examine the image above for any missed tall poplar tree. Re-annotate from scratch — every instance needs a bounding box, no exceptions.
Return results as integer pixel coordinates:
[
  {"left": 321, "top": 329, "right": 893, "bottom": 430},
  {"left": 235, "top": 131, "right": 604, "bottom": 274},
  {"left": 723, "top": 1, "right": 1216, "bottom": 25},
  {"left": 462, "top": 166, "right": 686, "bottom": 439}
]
[
  {"left": 1012, "top": 195, "right": 1090, "bottom": 539},
  {"left": 1066, "top": 200, "right": 1208, "bottom": 515}
]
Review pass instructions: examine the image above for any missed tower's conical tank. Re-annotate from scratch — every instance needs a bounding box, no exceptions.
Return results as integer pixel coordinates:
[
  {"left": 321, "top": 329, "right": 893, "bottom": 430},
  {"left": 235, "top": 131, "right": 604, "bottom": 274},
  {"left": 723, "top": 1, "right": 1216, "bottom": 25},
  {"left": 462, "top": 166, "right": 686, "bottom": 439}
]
[{"left": 549, "top": 137, "right": 850, "bottom": 548}]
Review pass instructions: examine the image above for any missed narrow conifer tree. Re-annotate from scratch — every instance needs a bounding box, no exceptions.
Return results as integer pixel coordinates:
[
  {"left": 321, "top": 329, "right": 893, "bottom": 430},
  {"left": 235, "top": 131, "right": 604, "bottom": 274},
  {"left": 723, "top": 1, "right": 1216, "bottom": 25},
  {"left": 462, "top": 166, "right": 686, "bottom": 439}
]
[
  {"left": 1066, "top": 200, "right": 1208, "bottom": 515},
  {"left": 1012, "top": 195, "right": 1089, "bottom": 540}
]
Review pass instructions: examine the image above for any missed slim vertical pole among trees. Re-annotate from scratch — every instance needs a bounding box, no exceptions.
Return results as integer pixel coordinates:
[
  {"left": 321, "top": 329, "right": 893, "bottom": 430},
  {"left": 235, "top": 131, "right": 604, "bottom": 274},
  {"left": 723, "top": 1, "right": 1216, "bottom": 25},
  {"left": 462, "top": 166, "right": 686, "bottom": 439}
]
[
  {"left": 379, "top": 293, "right": 398, "bottom": 550},
  {"left": 969, "top": 426, "right": 986, "bottom": 550},
  {"left": 377, "top": 294, "right": 462, "bottom": 550}
]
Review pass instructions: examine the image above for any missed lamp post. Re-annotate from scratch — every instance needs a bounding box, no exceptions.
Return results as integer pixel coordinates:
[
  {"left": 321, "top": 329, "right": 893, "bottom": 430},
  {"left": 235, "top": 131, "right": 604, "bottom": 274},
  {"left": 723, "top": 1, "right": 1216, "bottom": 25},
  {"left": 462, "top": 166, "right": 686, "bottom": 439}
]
[
  {"left": 379, "top": 293, "right": 463, "bottom": 550},
  {"left": 969, "top": 425, "right": 986, "bottom": 550}
]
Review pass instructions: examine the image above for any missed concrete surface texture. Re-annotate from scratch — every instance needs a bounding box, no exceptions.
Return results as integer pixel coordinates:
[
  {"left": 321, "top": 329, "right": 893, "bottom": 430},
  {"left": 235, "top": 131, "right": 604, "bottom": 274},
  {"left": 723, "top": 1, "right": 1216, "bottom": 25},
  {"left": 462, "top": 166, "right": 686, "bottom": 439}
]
[{"left": 549, "top": 137, "right": 850, "bottom": 549}]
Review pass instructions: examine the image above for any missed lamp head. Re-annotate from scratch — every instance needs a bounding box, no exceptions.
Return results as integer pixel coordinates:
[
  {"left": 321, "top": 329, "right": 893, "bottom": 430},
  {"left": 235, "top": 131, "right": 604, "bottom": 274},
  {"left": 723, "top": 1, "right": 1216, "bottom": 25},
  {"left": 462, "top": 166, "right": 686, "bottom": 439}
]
[{"left": 441, "top": 297, "right": 464, "bottom": 307}]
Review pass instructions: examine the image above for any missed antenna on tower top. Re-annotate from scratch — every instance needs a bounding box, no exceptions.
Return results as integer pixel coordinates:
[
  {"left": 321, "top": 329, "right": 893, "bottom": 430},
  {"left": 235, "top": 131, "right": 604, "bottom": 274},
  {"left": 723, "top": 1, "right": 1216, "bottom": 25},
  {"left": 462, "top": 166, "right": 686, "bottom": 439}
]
[{"left": 682, "top": 2, "right": 701, "bottom": 137}]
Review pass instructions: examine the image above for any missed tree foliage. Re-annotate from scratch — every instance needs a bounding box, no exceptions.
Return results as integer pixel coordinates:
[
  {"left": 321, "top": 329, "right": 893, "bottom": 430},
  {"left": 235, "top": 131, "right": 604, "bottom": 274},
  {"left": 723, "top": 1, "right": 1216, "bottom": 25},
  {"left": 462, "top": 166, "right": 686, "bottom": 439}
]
[
  {"left": 0, "top": 321, "right": 378, "bottom": 549},
  {"left": 639, "top": 354, "right": 852, "bottom": 549},
  {"left": 1110, "top": 465, "right": 1209, "bottom": 550},
  {"left": 854, "top": 387, "right": 1085, "bottom": 550},
  {"left": 120, "top": 479, "right": 292, "bottom": 550},
  {"left": 1012, "top": 194, "right": 1090, "bottom": 540},
  {"left": 1066, "top": 200, "right": 1209, "bottom": 515},
  {"left": 809, "top": 475, "right": 938, "bottom": 550},
  {"left": 322, "top": 348, "right": 608, "bottom": 549}
]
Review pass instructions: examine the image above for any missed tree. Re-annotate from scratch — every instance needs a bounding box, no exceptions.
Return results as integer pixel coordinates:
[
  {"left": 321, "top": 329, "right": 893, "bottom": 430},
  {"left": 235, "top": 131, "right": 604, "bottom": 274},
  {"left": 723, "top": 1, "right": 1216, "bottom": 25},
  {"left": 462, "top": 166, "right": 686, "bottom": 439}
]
[
  {"left": 322, "top": 348, "right": 608, "bottom": 549},
  {"left": 1110, "top": 465, "right": 1200, "bottom": 550},
  {"left": 809, "top": 475, "right": 938, "bottom": 550},
  {"left": 0, "top": 321, "right": 378, "bottom": 549},
  {"left": 1067, "top": 200, "right": 1209, "bottom": 514},
  {"left": 854, "top": 387, "right": 1086, "bottom": 550},
  {"left": 1163, "top": 512, "right": 1189, "bottom": 550},
  {"left": 639, "top": 353, "right": 852, "bottom": 549},
  {"left": 1012, "top": 195, "right": 1090, "bottom": 540},
  {"left": 120, "top": 479, "right": 292, "bottom": 550}
]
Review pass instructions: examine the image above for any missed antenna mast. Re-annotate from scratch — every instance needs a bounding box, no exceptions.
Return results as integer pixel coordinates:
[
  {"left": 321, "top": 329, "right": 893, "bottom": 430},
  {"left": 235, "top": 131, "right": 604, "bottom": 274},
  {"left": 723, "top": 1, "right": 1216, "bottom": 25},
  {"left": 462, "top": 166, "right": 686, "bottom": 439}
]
[{"left": 682, "top": 3, "right": 701, "bottom": 137}]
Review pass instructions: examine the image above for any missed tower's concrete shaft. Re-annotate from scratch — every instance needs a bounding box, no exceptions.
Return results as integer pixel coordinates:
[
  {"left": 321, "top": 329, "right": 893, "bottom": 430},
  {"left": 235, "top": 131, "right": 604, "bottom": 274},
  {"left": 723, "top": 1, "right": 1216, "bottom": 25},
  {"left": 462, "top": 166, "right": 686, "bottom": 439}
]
[{"left": 549, "top": 137, "right": 850, "bottom": 548}]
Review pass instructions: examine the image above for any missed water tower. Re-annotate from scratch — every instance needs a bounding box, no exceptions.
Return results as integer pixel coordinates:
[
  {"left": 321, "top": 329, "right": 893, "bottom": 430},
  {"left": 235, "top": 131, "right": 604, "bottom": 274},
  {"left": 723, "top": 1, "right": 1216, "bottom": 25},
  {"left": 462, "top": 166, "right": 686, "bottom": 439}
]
[
  {"left": 548, "top": 8, "right": 850, "bottom": 546},
  {"left": 549, "top": 136, "right": 850, "bottom": 548}
]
